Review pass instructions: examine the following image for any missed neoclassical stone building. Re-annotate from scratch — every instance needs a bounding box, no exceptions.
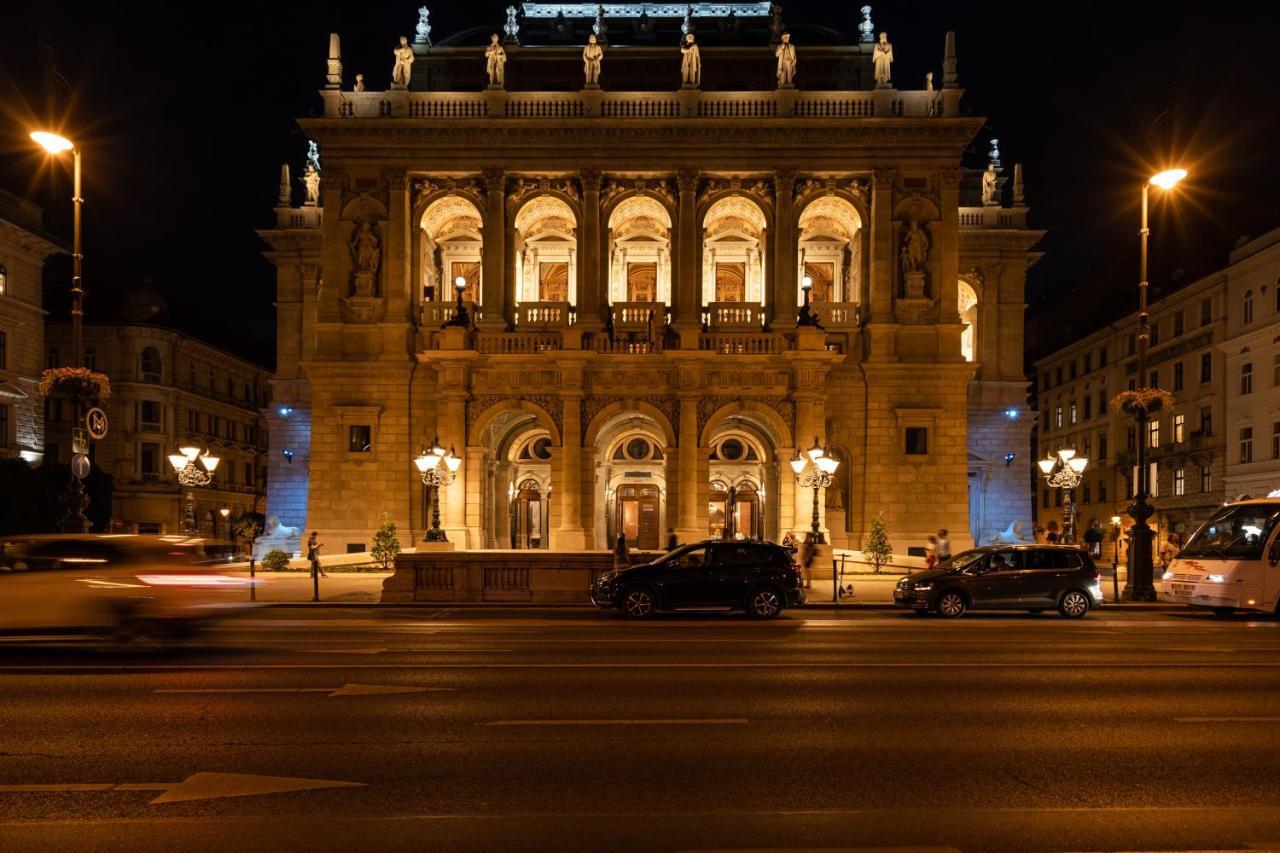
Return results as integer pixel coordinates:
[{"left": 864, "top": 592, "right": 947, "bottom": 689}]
[{"left": 262, "top": 3, "right": 1041, "bottom": 555}]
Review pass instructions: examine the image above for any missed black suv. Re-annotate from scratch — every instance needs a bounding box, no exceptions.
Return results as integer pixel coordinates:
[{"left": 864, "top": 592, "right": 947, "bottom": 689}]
[
  {"left": 893, "top": 545, "right": 1103, "bottom": 618},
  {"left": 590, "top": 540, "right": 806, "bottom": 619}
]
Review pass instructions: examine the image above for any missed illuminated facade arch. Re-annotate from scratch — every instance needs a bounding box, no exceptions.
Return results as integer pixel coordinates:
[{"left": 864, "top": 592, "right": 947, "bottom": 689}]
[
  {"left": 797, "top": 195, "right": 864, "bottom": 305},
  {"left": 514, "top": 195, "right": 579, "bottom": 305},
  {"left": 421, "top": 195, "right": 484, "bottom": 304},
  {"left": 607, "top": 195, "right": 672, "bottom": 305},
  {"left": 702, "top": 195, "right": 768, "bottom": 308}
]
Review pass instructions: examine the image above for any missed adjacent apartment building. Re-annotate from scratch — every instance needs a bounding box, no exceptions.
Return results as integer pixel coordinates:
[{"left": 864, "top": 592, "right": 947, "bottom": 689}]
[
  {"left": 44, "top": 323, "right": 271, "bottom": 535},
  {"left": 1219, "top": 227, "right": 1280, "bottom": 499},
  {"left": 0, "top": 188, "right": 61, "bottom": 465}
]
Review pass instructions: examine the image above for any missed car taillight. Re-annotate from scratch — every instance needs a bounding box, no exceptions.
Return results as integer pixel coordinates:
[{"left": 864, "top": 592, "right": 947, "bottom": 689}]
[
  {"left": 1091, "top": 571, "right": 1101, "bottom": 581},
  {"left": 136, "top": 574, "right": 250, "bottom": 588}
]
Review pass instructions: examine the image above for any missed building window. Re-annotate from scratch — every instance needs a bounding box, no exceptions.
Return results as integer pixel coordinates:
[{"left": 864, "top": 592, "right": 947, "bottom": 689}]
[
  {"left": 1172, "top": 361, "right": 1183, "bottom": 391},
  {"left": 1243, "top": 289, "right": 1254, "bottom": 325},
  {"left": 1240, "top": 426, "right": 1254, "bottom": 464},
  {"left": 1099, "top": 433, "right": 1108, "bottom": 461},
  {"left": 138, "top": 401, "right": 162, "bottom": 432},
  {"left": 1054, "top": 406, "right": 1063, "bottom": 428},
  {"left": 46, "top": 346, "right": 60, "bottom": 369},
  {"left": 1147, "top": 419, "right": 1160, "bottom": 449},
  {"left": 1200, "top": 351, "right": 1212, "bottom": 383},
  {"left": 1128, "top": 333, "right": 1136, "bottom": 356},
  {"left": 1128, "top": 378, "right": 1137, "bottom": 391},
  {"left": 1174, "top": 468, "right": 1185, "bottom": 496},
  {"left": 84, "top": 347, "right": 96, "bottom": 370},
  {"left": 1099, "top": 481, "right": 1108, "bottom": 503},
  {"left": 1173, "top": 413, "right": 1185, "bottom": 444},
  {"left": 1083, "top": 483, "right": 1092, "bottom": 504},
  {"left": 1126, "top": 427, "right": 1136, "bottom": 452},
  {"left": 139, "top": 442, "right": 162, "bottom": 481},
  {"left": 1084, "top": 395, "right": 1093, "bottom": 420},
  {"left": 1099, "top": 346, "right": 1108, "bottom": 367},
  {"left": 1042, "top": 488, "right": 1050, "bottom": 509},
  {"left": 1150, "top": 462, "right": 1159, "bottom": 498},
  {"left": 140, "top": 347, "right": 163, "bottom": 381},
  {"left": 1099, "top": 389, "right": 1108, "bottom": 415},
  {"left": 1069, "top": 360, "right": 1077, "bottom": 380},
  {"left": 1173, "top": 310, "right": 1184, "bottom": 337},
  {"left": 1083, "top": 437, "right": 1092, "bottom": 459},
  {"left": 904, "top": 427, "right": 928, "bottom": 456},
  {"left": 1201, "top": 405, "right": 1212, "bottom": 436},
  {"left": 0, "top": 403, "right": 8, "bottom": 448},
  {"left": 1054, "top": 490, "right": 1062, "bottom": 507},
  {"left": 187, "top": 410, "right": 197, "bottom": 432},
  {"left": 1084, "top": 354, "right": 1092, "bottom": 373},
  {"left": 1241, "top": 362, "right": 1254, "bottom": 395},
  {"left": 1055, "top": 366, "right": 1063, "bottom": 386},
  {"left": 1150, "top": 321, "right": 1160, "bottom": 347},
  {"left": 1201, "top": 297, "right": 1213, "bottom": 326},
  {"left": 1201, "top": 465, "right": 1212, "bottom": 492},
  {"left": 0, "top": 263, "right": 6, "bottom": 295},
  {"left": 1069, "top": 402, "right": 1078, "bottom": 424},
  {"left": 348, "top": 425, "right": 372, "bottom": 453},
  {"left": 1041, "top": 373, "right": 1050, "bottom": 392},
  {"left": 0, "top": 330, "right": 5, "bottom": 370},
  {"left": 244, "top": 462, "right": 254, "bottom": 486},
  {"left": 1273, "top": 422, "right": 1280, "bottom": 460},
  {"left": 1149, "top": 369, "right": 1159, "bottom": 389}
]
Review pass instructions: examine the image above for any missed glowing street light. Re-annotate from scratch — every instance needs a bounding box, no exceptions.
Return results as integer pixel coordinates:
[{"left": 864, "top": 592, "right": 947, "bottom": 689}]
[
  {"left": 1039, "top": 448, "right": 1089, "bottom": 544},
  {"left": 446, "top": 274, "right": 472, "bottom": 327},
  {"left": 168, "top": 443, "right": 220, "bottom": 535},
  {"left": 414, "top": 437, "right": 461, "bottom": 541}
]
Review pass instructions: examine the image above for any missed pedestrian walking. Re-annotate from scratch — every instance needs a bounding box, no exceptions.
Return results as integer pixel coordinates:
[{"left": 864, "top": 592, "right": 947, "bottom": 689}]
[
  {"left": 306, "top": 531, "right": 327, "bottom": 577},
  {"left": 666, "top": 528, "right": 679, "bottom": 551},
  {"left": 924, "top": 534, "right": 938, "bottom": 569},
  {"left": 799, "top": 531, "right": 816, "bottom": 589},
  {"left": 781, "top": 531, "right": 797, "bottom": 550},
  {"left": 613, "top": 531, "right": 630, "bottom": 571},
  {"left": 936, "top": 529, "right": 951, "bottom": 561},
  {"left": 1159, "top": 531, "right": 1182, "bottom": 572},
  {"left": 1046, "top": 521, "right": 1060, "bottom": 544}
]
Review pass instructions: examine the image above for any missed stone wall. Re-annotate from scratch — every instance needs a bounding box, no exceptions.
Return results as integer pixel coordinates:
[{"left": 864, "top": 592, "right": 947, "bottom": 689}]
[{"left": 385, "top": 549, "right": 619, "bottom": 603}]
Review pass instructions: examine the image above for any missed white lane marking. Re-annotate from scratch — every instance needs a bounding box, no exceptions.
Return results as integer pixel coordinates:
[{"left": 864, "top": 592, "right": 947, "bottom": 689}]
[
  {"left": 0, "top": 773, "right": 363, "bottom": 804},
  {"left": 12, "top": 661, "right": 1280, "bottom": 671},
  {"left": 153, "top": 683, "right": 448, "bottom": 697},
  {"left": 1176, "top": 716, "right": 1280, "bottom": 723},
  {"left": 486, "top": 718, "right": 748, "bottom": 726}
]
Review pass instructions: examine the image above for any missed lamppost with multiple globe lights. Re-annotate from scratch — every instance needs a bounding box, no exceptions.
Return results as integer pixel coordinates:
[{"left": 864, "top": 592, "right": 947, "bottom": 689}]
[
  {"left": 789, "top": 437, "right": 840, "bottom": 544},
  {"left": 414, "top": 438, "right": 462, "bottom": 541},
  {"left": 167, "top": 444, "right": 220, "bottom": 535},
  {"left": 1038, "top": 448, "right": 1088, "bottom": 544},
  {"left": 1127, "top": 166, "right": 1188, "bottom": 600}
]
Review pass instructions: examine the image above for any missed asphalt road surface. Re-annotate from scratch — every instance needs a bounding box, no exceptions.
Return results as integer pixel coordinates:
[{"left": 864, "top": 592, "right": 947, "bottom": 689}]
[{"left": 2, "top": 605, "right": 1280, "bottom": 852}]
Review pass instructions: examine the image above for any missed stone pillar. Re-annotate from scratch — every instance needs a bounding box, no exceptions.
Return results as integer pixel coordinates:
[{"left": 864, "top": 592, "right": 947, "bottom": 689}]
[
  {"left": 578, "top": 169, "right": 603, "bottom": 329},
  {"left": 936, "top": 169, "right": 962, "bottom": 329},
  {"left": 866, "top": 168, "right": 898, "bottom": 361},
  {"left": 772, "top": 170, "right": 797, "bottom": 327},
  {"left": 383, "top": 169, "right": 410, "bottom": 320},
  {"left": 554, "top": 392, "right": 587, "bottom": 549},
  {"left": 674, "top": 169, "right": 700, "bottom": 346},
  {"left": 676, "top": 394, "right": 701, "bottom": 543},
  {"left": 442, "top": 391, "right": 469, "bottom": 545},
  {"left": 481, "top": 169, "right": 506, "bottom": 327}
]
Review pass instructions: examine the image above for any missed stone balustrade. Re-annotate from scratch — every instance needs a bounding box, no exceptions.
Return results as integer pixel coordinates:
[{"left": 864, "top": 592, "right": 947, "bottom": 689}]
[
  {"left": 706, "top": 302, "right": 765, "bottom": 330},
  {"left": 810, "top": 301, "right": 861, "bottom": 329},
  {"left": 698, "top": 332, "right": 787, "bottom": 354},
  {"left": 611, "top": 301, "right": 666, "bottom": 331},
  {"left": 515, "top": 301, "right": 573, "bottom": 329},
  {"left": 592, "top": 336, "right": 663, "bottom": 354},
  {"left": 422, "top": 301, "right": 479, "bottom": 327},
  {"left": 474, "top": 331, "right": 565, "bottom": 354},
  {"left": 323, "top": 88, "right": 948, "bottom": 120}
]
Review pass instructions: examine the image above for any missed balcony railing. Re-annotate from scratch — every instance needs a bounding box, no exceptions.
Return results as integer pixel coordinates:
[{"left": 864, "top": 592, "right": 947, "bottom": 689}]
[
  {"left": 423, "top": 301, "right": 479, "bottom": 327},
  {"left": 699, "top": 332, "right": 787, "bottom": 355},
  {"left": 474, "top": 331, "right": 563, "bottom": 354},
  {"left": 706, "top": 302, "right": 765, "bottom": 331},
  {"left": 611, "top": 301, "right": 666, "bottom": 332},
  {"left": 593, "top": 336, "right": 662, "bottom": 354},
  {"left": 515, "top": 301, "right": 573, "bottom": 330},
  {"left": 810, "top": 301, "right": 861, "bottom": 330}
]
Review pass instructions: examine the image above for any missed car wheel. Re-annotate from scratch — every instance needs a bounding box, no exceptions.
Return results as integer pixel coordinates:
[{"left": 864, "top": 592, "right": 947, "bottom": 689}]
[
  {"left": 1212, "top": 607, "right": 1234, "bottom": 618},
  {"left": 621, "top": 587, "right": 657, "bottom": 619},
  {"left": 936, "top": 590, "right": 967, "bottom": 618},
  {"left": 1058, "top": 590, "right": 1090, "bottom": 619},
  {"left": 746, "top": 586, "right": 784, "bottom": 619}
]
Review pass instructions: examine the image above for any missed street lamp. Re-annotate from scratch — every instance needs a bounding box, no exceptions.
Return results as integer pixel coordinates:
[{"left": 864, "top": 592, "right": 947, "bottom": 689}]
[
  {"left": 796, "top": 274, "right": 821, "bottom": 327},
  {"left": 1128, "top": 166, "right": 1188, "bottom": 601},
  {"left": 790, "top": 437, "right": 839, "bottom": 544},
  {"left": 219, "top": 507, "right": 231, "bottom": 545},
  {"left": 414, "top": 437, "right": 462, "bottom": 541},
  {"left": 445, "top": 274, "right": 472, "bottom": 328},
  {"left": 1038, "top": 448, "right": 1088, "bottom": 544},
  {"left": 1109, "top": 514, "right": 1123, "bottom": 602},
  {"left": 167, "top": 444, "right": 220, "bottom": 535}
]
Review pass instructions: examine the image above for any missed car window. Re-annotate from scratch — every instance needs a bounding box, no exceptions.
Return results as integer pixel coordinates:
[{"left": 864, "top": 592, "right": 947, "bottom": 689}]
[
  {"left": 1023, "top": 549, "right": 1055, "bottom": 571},
  {"left": 1050, "top": 550, "right": 1084, "bottom": 569},
  {"left": 716, "top": 544, "right": 774, "bottom": 566},
  {"left": 986, "top": 552, "right": 1019, "bottom": 573},
  {"left": 670, "top": 547, "right": 709, "bottom": 570}
]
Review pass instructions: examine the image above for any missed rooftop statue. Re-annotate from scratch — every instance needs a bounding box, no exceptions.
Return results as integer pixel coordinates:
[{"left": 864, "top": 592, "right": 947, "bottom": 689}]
[
  {"left": 873, "top": 31, "right": 893, "bottom": 87},
  {"left": 392, "top": 36, "right": 414, "bottom": 89},
  {"left": 859, "top": 5, "right": 875, "bottom": 43},
  {"left": 681, "top": 5, "right": 694, "bottom": 36},
  {"left": 306, "top": 140, "right": 321, "bottom": 173},
  {"left": 583, "top": 34, "right": 604, "bottom": 88},
  {"left": 504, "top": 6, "right": 520, "bottom": 44},
  {"left": 924, "top": 71, "right": 933, "bottom": 92},
  {"left": 592, "top": 4, "right": 608, "bottom": 43},
  {"left": 486, "top": 35, "right": 508, "bottom": 88},
  {"left": 415, "top": 6, "right": 432, "bottom": 45},
  {"left": 680, "top": 33, "right": 701, "bottom": 89},
  {"left": 775, "top": 32, "right": 796, "bottom": 88},
  {"left": 302, "top": 164, "right": 320, "bottom": 207},
  {"left": 354, "top": 73, "right": 365, "bottom": 92},
  {"left": 981, "top": 163, "right": 999, "bottom": 206}
]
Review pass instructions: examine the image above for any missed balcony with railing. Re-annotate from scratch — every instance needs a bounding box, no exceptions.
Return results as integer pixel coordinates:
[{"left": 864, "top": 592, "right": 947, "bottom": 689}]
[
  {"left": 705, "top": 302, "right": 765, "bottom": 331},
  {"left": 611, "top": 301, "right": 666, "bottom": 333},
  {"left": 514, "top": 301, "right": 573, "bottom": 330},
  {"left": 810, "top": 301, "right": 861, "bottom": 330}
]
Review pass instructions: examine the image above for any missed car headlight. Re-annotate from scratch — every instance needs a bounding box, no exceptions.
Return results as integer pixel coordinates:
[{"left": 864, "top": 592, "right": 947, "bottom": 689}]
[
  {"left": 1162, "top": 571, "right": 1174, "bottom": 581},
  {"left": 1206, "top": 574, "right": 1226, "bottom": 583},
  {"left": 913, "top": 584, "right": 932, "bottom": 592}
]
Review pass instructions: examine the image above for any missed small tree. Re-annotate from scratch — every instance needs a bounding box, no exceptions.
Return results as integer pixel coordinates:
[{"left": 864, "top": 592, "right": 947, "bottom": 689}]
[
  {"left": 261, "top": 549, "right": 291, "bottom": 572},
  {"left": 232, "top": 510, "right": 266, "bottom": 571},
  {"left": 864, "top": 513, "right": 894, "bottom": 574},
  {"left": 370, "top": 514, "right": 401, "bottom": 570}
]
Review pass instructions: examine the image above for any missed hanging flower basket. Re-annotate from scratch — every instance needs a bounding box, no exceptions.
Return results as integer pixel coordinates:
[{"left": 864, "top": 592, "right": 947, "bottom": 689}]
[
  {"left": 1111, "top": 388, "right": 1173, "bottom": 418},
  {"left": 39, "top": 367, "right": 111, "bottom": 401}
]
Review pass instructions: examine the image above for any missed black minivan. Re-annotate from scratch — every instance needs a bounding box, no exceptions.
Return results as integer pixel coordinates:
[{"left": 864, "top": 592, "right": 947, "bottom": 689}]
[
  {"left": 893, "top": 545, "right": 1104, "bottom": 618},
  {"left": 590, "top": 540, "right": 806, "bottom": 619}
]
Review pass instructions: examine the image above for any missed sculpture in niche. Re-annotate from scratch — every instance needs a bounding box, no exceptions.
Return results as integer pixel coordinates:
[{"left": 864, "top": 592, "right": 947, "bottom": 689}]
[
  {"left": 680, "top": 33, "right": 701, "bottom": 88},
  {"left": 899, "top": 219, "right": 929, "bottom": 298},
  {"left": 583, "top": 34, "right": 604, "bottom": 87},
  {"left": 859, "top": 6, "right": 875, "bottom": 43},
  {"left": 302, "top": 164, "right": 320, "bottom": 206},
  {"left": 349, "top": 222, "right": 382, "bottom": 296},
  {"left": 775, "top": 32, "right": 796, "bottom": 88},
  {"left": 353, "top": 73, "right": 365, "bottom": 92},
  {"left": 873, "top": 32, "right": 893, "bottom": 87},
  {"left": 825, "top": 480, "right": 845, "bottom": 510},
  {"left": 392, "top": 36, "right": 414, "bottom": 88},
  {"left": 486, "top": 35, "right": 507, "bottom": 88},
  {"left": 504, "top": 5, "right": 520, "bottom": 44},
  {"left": 981, "top": 163, "right": 999, "bottom": 206},
  {"left": 415, "top": 6, "right": 432, "bottom": 45}
]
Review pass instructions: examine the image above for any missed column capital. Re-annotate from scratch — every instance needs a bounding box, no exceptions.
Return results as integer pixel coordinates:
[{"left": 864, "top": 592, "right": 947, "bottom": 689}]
[
  {"left": 382, "top": 167, "right": 409, "bottom": 190},
  {"left": 676, "top": 169, "right": 700, "bottom": 194},
  {"left": 319, "top": 168, "right": 344, "bottom": 192},
  {"left": 579, "top": 169, "right": 603, "bottom": 193},
  {"left": 774, "top": 169, "right": 797, "bottom": 194},
  {"left": 939, "top": 168, "right": 963, "bottom": 190},
  {"left": 482, "top": 168, "right": 506, "bottom": 194},
  {"left": 871, "top": 168, "right": 897, "bottom": 189}
]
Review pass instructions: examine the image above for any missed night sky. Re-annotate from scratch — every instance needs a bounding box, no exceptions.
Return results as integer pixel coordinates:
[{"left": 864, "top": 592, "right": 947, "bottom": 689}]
[{"left": 1, "top": 1, "right": 1275, "bottom": 370}]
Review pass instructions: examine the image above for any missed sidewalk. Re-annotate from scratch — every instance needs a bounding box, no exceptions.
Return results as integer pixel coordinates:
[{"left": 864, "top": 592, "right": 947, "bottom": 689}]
[{"left": 227, "top": 571, "right": 390, "bottom": 603}]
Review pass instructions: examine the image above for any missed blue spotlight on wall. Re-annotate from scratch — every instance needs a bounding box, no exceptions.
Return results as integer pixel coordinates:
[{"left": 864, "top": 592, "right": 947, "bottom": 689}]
[
  {"left": 282, "top": 449, "right": 294, "bottom": 463},
  {"left": 279, "top": 406, "right": 293, "bottom": 417},
  {"left": 1004, "top": 452, "right": 1016, "bottom": 466},
  {"left": 1004, "top": 407, "right": 1020, "bottom": 420}
]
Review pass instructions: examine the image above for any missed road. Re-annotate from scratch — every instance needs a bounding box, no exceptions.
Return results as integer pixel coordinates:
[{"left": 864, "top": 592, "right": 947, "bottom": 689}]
[{"left": 1, "top": 605, "right": 1280, "bottom": 852}]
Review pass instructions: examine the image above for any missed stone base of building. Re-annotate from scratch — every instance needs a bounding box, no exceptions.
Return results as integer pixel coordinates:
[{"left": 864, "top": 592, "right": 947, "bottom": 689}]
[{"left": 384, "top": 549, "right": 634, "bottom": 603}]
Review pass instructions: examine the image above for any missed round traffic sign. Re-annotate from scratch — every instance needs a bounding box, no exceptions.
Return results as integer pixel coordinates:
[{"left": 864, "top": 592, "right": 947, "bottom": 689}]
[
  {"left": 71, "top": 453, "right": 91, "bottom": 479},
  {"left": 85, "top": 407, "right": 109, "bottom": 440}
]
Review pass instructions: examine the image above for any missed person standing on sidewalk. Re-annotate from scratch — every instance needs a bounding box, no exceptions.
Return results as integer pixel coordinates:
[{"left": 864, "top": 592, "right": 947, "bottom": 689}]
[
  {"left": 307, "top": 531, "right": 327, "bottom": 578},
  {"left": 799, "top": 532, "right": 815, "bottom": 589},
  {"left": 613, "top": 531, "right": 630, "bottom": 571},
  {"left": 936, "top": 529, "right": 951, "bottom": 563},
  {"left": 924, "top": 535, "right": 938, "bottom": 568},
  {"left": 666, "top": 528, "right": 679, "bottom": 551}
]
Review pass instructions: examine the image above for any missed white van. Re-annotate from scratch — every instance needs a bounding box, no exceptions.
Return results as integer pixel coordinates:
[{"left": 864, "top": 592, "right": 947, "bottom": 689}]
[{"left": 1161, "top": 499, "right": 1280, "bottom": 615}]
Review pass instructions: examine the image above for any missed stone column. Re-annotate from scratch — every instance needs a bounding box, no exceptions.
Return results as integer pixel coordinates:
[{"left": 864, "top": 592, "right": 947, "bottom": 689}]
[
  {"left": 674, "top": 169, "right": 700, "bottom": 346},
  {"left": 481, "top": 169, "right": 506, "bottom": 327},
  {"left": 555, "top": 393, "right": 587, "bottom": 549},
  {"left": 936, "top": 168, "right": 964, "bottom": 359},
  {"left": 578, "top": 169, "right": 603, "bottom": 329},
  {"left": 866, "top": 168, "right": 898, "bottom": 361},
  {"left": 383, "top": 169, "right": 410, "bottom": 319},
  {"left": 772, "top": 170, "right": 797, "bottom": 327},
  {"left": 676, "top": 393, "right": 702, "bottom": 542},
  {"left": 442, "top": 391, "right": 469, "bottom": 545}
]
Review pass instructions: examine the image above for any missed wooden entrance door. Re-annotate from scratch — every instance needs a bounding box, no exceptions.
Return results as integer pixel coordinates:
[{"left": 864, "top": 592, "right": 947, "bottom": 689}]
[{"left": 616, "top": 485, "right": 661, "bottom": 550}]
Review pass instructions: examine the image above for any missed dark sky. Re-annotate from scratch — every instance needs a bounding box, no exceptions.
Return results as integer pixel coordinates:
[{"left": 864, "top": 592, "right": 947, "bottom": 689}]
[{"left": 1, "top": 1, "right": 1276, "bottom": 369}]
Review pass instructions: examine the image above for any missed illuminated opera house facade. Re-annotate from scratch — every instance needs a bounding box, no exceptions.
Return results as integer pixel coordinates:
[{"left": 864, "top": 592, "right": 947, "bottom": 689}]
[{"left": 261, "top": 3, "right": 1041, "bottom": 555}]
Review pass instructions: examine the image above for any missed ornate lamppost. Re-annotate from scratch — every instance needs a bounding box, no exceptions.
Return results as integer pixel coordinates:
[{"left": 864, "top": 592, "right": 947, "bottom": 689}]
[
  {"left": 167, "top": 444, "right": 220, "bottom": 535},
  {"left": 790, "top": 437, "right": 840, "bottom": 544},
  {"left": 1125, "top": 167, "right": 1189, "bottom": 601},
  {"left": 414, "top": 437, "right": 462, "bottom": 542},
  {"left": 796, "top": 274, "right": 822, "bottom": 328},
  {"left": 445, "top": 275, "right": 472, "bottom": 327},
  {"left": 1037, "top": 448, "right": 1088, "bottom": 544}
]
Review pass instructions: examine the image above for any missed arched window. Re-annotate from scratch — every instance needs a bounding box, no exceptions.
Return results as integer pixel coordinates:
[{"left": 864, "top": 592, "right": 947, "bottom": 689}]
[
  {"left": 513, "top": 195, "right": 578, "bottom": 306},
  {"left": 607, "top": 195, "right": 672, "bottom": 305},
  {"left": 797, "top": 196, "right": 863, "bottom": 306},
  {"left": 1243, "top": 289, "right": 1254, "bottom": 325},
  {"left": 140, "top": 347, "right": 163, "bottom": 381},
  {"left": 420, "top": 195, "right": 484, "bottom": 306},
  {"left": 958, "top": 280, "right": 979, "bottom": 362}
]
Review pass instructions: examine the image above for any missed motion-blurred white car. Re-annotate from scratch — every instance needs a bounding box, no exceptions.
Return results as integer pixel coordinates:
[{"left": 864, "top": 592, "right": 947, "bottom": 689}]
[{"left": 0, "top": 534, "right": 254, "bottom": 643}]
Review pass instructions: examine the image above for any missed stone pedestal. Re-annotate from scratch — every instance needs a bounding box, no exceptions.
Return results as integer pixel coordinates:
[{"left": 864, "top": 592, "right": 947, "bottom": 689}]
[
  {"left": 775, "top": 87, "right": 796, "bottom": 117},
  {"left": 353, "top": 271, "right": 376, "bottom": 297},
  {"left": 904, "top": 271, "right": 926, "bottom": 299},
  {"left": 873, "top": 86, "right": 895, "bottom": 116},
  {"left": 339, "top": 295, "right": 385, "bottom": 324},
  {"left": 416, "top": 540, "right": 456, "bottom": 552},
  {"left": 582, "top": 86, "right": 602, "bottom": 117},
  {"left": 678, "top": 88, "right": 699, "bottom": 117},
  {"left": 483, "top": 88, "right": 508, "bottom": 117}
]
